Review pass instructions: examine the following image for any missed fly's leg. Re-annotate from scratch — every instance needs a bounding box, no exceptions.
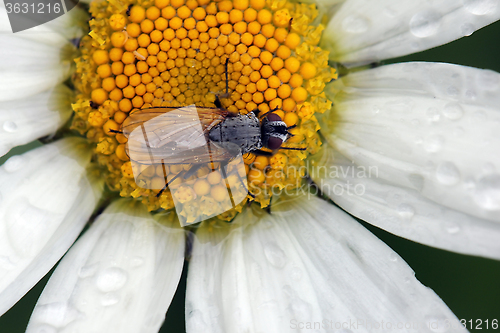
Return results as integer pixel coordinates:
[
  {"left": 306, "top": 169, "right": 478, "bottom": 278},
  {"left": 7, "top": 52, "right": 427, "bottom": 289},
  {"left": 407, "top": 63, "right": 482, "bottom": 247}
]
[
  {"left": 156, "top": 163, "right": 206, "bottom": 197},
  {"left": 214, "top": 58, "right": 230, "bottom": 109},
  {"left": 183, "top": 163, "right": 204, "bottom": 179},
  {"left": 252, "top": 149, "right": 274, "bottom": 157},
  {"left": 156, "top": 168, "right": 186, "bottom": 197}
]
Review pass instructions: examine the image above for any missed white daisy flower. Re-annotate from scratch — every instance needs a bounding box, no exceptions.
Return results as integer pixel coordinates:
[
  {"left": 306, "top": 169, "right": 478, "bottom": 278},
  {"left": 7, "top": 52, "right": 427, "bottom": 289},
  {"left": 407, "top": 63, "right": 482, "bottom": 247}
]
[{"left": 0, "top": 0, "right": 499, "bottom": 332}]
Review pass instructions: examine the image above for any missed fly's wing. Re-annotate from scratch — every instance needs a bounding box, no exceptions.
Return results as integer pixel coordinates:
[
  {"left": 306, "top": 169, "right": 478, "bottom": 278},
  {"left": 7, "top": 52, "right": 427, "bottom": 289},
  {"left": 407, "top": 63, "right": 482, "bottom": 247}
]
[{"left": 124, "top": 105, "right": 237, "bottom": 165}]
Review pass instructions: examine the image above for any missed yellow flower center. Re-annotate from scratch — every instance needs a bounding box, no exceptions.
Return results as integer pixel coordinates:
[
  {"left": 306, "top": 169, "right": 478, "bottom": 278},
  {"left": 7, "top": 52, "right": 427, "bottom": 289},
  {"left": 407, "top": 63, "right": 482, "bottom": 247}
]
[{"left": 71, "top": 0, "right": 336, "bottom": 222}]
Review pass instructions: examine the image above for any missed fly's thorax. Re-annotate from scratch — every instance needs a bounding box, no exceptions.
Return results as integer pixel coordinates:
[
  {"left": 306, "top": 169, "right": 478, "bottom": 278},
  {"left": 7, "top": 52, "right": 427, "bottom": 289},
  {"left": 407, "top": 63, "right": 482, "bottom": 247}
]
[{"left": 208, "top": 113, "right": 262, "bottom": 154}]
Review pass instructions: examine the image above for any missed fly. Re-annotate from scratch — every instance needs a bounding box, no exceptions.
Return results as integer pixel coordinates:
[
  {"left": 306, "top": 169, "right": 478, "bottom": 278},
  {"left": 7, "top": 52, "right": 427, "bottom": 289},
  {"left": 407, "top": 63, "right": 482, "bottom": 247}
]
[{"left": 117, "top": 60, "right": 304, "bottom": 198}]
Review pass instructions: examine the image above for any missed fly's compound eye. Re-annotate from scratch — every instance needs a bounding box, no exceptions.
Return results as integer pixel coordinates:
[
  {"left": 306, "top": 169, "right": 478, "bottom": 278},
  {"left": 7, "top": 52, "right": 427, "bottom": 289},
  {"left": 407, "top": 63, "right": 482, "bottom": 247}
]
[
  {"left": 267, "top": 135, "right": 284, "bottom": 150},
  {"left": 266, "top": 113, "right": 282, "bottom": 122}
]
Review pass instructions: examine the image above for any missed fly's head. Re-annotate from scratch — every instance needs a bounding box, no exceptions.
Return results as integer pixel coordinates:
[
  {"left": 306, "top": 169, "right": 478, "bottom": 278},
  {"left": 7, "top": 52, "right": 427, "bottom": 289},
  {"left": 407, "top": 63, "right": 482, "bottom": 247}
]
[{"left": 261, "top": 113, "right": 291, "bottom": 150}]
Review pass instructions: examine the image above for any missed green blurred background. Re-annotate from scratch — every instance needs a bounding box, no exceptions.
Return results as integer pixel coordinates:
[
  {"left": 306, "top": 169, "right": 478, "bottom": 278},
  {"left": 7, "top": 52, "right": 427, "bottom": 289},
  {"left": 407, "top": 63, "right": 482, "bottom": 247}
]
[{"left": 0, "top": 19, "right": 499, "bottom": 333}]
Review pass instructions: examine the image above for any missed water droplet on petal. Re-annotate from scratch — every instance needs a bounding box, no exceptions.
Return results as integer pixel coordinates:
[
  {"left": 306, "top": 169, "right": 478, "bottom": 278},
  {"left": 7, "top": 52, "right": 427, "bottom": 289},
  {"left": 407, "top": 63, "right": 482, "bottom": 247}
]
[
  {"left": 131, "top": 257, "right": 144, "bottom": 267},
  {"left": 0, "top": 256, "right": 16, "bottom": 271},
  {"left": 78, "top": 264, "right": 98, "bottom": 278},
  {"left": 3, "top": 121, "right": 18, "bottom": 133},
  {"left": 6, "top": 200, "right": 53, "bottom": 257},
  {"left": 446, "top": 85, "right": 459, "bottom": 97},
  {"left": 264, "top": 242, "right": 287, "bottom": 268},
  {"left": 463, "top": 0, "right": 498, "bottom": 15},
  {"left": 389, "top": 252, "right": 398, "bottom": 262},
  {"left": 3, "top": 155, "right": 26, "bottom": 173},
  {"left": 436, "top": 162, "right": 461, "bottom": 185},
  {"left": 341, "top": 15, "right": 370, "bottom": 33},
  {"left": 473, "top": 173, "right": 500, "bottom": 210},
  {"left": 427, "top": 107, "right": 441, "bottom": 122},
  {"left": 290, "top": 267, "right": 302, "bottom": 281},
  {"left": 460, "top": 23, "right": 475, "bottom": 36},
  {"left": 424, "top": 135, "right": 445, "bottom": 152},
  {"left": 101, "top": 292, "right": 120, "bottom": 306},
  {"left": 95, "top": 267, "right": 128, "bottom": 292},
  {"left": 445, "top": 223, "right": 461, "bottom": 234},
  {"left": 443, "top": 103, "right": 464, "bottom": 120},
  {"left": 397, "top": 204, "right": 415, "bottom": 220},
  {"left": 410, "top": 11, "right": 441, "bottom": 38},
  {"left": 33, "top": 302, "right": 82, "bottom": 328}
]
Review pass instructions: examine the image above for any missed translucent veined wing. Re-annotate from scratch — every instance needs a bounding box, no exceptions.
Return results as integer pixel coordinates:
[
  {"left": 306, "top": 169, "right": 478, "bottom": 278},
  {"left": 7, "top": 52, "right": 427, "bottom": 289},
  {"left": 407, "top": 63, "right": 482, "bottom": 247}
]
[{"left": 123, "top": 105, "right": 238, "bottom": 165}]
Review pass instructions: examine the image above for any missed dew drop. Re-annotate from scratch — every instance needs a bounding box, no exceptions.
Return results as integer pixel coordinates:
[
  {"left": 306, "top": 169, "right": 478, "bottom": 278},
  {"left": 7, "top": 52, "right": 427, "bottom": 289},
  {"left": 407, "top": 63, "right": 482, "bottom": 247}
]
[
  {"left": 341, "top": 15, "right": 370, "bottom": 33},
  {"left": 426, "top": 107, "right": 441, "bottom": 122},
  {"left": 463, "top": 0, "right": 498, "bottom": 15},
  {"left": 131, "top": 257, "right": 144, "bottom": 267},
  {"left": 6, "top": 200, "right": 53, "bottom": 257},
  {"left": 95, "top": 267, "right": 128, "bottom": 292},
  {"left": 460, "top": 23, "right": 475, "bottom": 36},
  {"left": 3, "top": 155, "right": 25, "bottom": 173},
  {"left": 2, "top": 121, "right": 18, "bottom": 133},
  {"left": 410, "top": 11, "right": 441, "bottom": 38},
  {"left": 101, "top": 292, "right": 120, "bottom": 306},
  {"left": 389, "top": 252, "right": 398, "bottom": 262},
  {"left": 264, "top": 242, "right": 287, "bottom": 268},
  {"left": 446, "top": 85, "right": 459, "bottom": 97},
  {"left": 445, "top": 223, "right": 461, "bottom": 234},
  {"left": 442, "top": 103, "right": 464, "bottom": 120},
  {"left": 435, "top": 162, "right": 461, "bottom": 185},
  {"left": 397, "top": 203, "right": 415, "bottom": 220},
  {"left": 424, "top": 135, "right": 444, "bottom": 152},
  {"left": 473, "top": 173, "right": 500, "bottom": 210},
  {"left": 0, "top": 256, "right": 16, "bottom": 271},
  {"left": 33, "top": 302, "right": 82, "bottom": 328},
  {"left": 290, "top": 267, "right": 303, "bottom": 281},
  {"left": 78, "top": 264, "right": 98, "bottom": 278}
]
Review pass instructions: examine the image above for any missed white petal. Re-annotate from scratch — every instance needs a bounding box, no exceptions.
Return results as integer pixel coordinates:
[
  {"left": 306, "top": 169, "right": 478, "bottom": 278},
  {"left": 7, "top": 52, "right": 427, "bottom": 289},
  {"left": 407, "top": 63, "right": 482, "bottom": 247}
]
[
  {"left": 0, "top": 3, "right": 87, "bottom": 41},
  {"left": 26, "top": 200, "right": 185, "bottom": 333},
  {"left": 0, "top": 35, "right": 74, "bottom": 101},
  {"left": 0, "top": 138, "right": 100, "bottom": 316},
  {"left": 0, "top": 85, "right": 73, "bottom": 157},
  {"left": 310, "top": 144, "right": 500, "bottom": 260},
  {"left": 186, "top": 196, "right": 465, "bottom": 333},
  {"left": 323, "top": 0, "right": 500, "bottom": 66},
  {"left": 320, "top": 62, "right": 500, "bottom": 223}
]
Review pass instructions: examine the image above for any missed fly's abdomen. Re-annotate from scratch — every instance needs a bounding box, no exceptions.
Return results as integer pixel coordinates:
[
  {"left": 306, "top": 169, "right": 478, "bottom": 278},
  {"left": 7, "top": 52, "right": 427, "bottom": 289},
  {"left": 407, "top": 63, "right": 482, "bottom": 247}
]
[{"left": 208, "top": 114, "right": 262, "bottom": 155}]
